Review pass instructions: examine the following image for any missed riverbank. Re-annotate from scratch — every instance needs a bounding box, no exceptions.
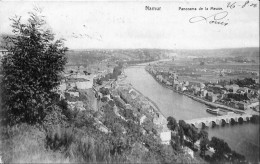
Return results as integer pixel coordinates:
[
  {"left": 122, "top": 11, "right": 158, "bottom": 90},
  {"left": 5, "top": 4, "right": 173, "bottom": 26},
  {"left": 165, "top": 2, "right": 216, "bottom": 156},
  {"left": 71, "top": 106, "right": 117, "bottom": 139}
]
[
  {"left": 130, "top": 85, "right": 167, "bottom": 119},
  {"left": 121, "top": 67, "right": 167, "bottom": 119},
  {"left": 144, "top": 68, "right": 254, "bottom": 115},
  {"left": 124, "top": 65, "right": 259, "bottom": 163},
  {"left": 118, "top": 69, "right": 169, "bottom": 133}
]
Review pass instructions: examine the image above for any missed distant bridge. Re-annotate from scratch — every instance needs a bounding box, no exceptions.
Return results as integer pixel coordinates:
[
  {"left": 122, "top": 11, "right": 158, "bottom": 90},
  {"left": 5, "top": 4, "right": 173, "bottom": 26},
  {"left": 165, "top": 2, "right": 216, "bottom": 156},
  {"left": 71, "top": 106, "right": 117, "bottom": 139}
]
[
  {"left": 128, "top": 64, "right": 147, "bottom": 67},
  {"left": 185, "top": 114, "right": 252, "bottom": 128}
]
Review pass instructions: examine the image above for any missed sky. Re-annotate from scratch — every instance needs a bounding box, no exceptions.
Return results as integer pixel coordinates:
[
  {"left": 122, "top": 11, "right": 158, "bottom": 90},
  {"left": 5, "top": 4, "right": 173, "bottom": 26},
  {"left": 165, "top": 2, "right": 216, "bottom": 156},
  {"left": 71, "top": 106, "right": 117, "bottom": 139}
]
[{"left": 0, "top": 0, "right": 259, "bottom": 49}]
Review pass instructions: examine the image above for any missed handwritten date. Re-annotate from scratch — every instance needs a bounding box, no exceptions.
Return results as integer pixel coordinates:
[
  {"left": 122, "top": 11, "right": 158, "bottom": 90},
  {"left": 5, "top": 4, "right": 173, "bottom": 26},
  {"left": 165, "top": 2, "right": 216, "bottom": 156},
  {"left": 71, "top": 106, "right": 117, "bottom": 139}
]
[{"left": 227, "top": 0, "right": 257, "bottom": 9}]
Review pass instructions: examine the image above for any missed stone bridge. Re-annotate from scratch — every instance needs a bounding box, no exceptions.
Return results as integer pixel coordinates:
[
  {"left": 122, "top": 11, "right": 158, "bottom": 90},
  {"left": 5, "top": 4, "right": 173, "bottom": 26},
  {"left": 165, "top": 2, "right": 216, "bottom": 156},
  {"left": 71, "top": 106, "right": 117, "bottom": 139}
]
[{"left": 185, "top": 114, "right": 252, "bottom": 128}]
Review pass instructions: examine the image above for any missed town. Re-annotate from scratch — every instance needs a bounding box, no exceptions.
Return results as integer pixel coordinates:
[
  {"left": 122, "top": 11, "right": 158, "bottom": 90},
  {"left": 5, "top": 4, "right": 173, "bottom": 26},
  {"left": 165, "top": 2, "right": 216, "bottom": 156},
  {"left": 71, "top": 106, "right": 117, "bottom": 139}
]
[{"left": 145, "top": 60, "right": 259, "bottom": 113}]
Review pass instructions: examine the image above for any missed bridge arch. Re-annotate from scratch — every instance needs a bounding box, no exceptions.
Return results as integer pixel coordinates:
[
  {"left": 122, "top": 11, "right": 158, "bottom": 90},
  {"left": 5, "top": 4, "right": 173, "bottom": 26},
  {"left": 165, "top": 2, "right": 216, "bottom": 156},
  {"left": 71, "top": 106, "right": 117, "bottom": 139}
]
[
  {"left": 230, "top": 118, "right": 236, "bottom": 125},
  {"left": 238, "top": 117, "right": 244, "bottom": 124},
  {"left": 184, "top": 114, "right": 253, "bottom": 129},
  {"left": 221, "top": 119, "right": 226, "bottom": 126},
  {"left": 200, "top": 122, "right": 206, "bottom": 129},
  {"left": 210, "top": 121, "right": 217, "bottom": 128}
]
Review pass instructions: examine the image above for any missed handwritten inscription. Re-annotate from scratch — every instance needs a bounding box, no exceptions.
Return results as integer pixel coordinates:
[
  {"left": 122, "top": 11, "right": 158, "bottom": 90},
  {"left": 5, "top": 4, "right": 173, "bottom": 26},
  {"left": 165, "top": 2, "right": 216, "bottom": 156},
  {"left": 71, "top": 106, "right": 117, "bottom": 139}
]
[
  {"left": 227, "top": 0, "right": 257, "bottom": 9},
  {"left": 189, "top": 11, "right": 229, "bottom": 26}
]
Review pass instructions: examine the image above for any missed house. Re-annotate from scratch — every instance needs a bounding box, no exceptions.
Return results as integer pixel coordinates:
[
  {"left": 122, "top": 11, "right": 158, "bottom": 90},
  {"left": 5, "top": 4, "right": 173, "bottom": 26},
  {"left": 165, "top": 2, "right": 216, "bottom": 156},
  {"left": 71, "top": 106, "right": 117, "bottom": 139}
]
[
  {"left": 181, "top": 86, "right": 187, "bottom": 92},
  {"left": 0, "top": 49, "right": 9, "bottom": 57},
  {"left": 166, "top": 81, "right": 172, "bottom": 86},
  {"left": 229, "top": 101, "right": 239, "bottom": 108},
  {"left": 184, "top": 81, "right": 189, "bottom": 86},
  {"left": 67, "top": 91, "right": 79, "bottom": 97},
  {"left": 237, "top": 102, "right": 248, "bottom": 110},
  {"left": 169, "top": 72, "right": 178, "bottom": 80},
  {"left": 240, "top": 87, "right": 249, "bottom": 93},
  {"left": 207, "top": 92, "right": 218, "bottom": 102},
  {"left": 214, "top": 85, "right": 223, "bottom": 89},
  {"left": 247, "top": 101, "right": 259, "bottom": 108},
  {"left": 173, "top": 79, "right": 179, "bottom": 85},
  {"left": 225, "top": 84, "right": 240, "bottom": 93},
  {"left": 156, "top": 75, "right": 163, "bottom": 82},
  {"left": 236, "top": 89, "right": 245, "bottom": 94},
  {"left": 160, "top": 131, "right": 171, "bottom": 145},
  {"left": 140, "top": 115, "right": 147, "bottom": 125},
  {"left": 175, "top": 84, "right": 179, "bottom": 91},
  {"left": 162, "top": 78, "right": 167, "bottom": 84},
  {"left": 99, "top": 125, "right": 109, "bottom": 133},
  {"left": 76, "top": 81, "right": 93, "bottom": 89},
  {"left": 221, "top": 89, "right": 227, "bottom": 94},
  {"left": 201, "top": 89, "right": 208, "bottom": 97},
  {"left": 129, "top": 89, "right": 139, "bottom": 99},
  {"left": 192, "top": 86, "right": 200, "bottom": 94}
]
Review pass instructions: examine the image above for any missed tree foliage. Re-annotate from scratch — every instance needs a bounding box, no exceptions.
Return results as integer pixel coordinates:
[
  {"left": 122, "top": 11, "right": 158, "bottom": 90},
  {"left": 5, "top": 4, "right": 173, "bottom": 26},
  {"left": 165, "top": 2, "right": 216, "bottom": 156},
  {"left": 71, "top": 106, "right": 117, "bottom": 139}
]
[
  {"left": 167, "top": 116, "right": 178, "bottom": 131},
  {"left": 199, "top": 130, "right": 209, "bottom": 157},
  {"left": 1, "top": 11, "right": 67, "bottom": 125},
  {"left": 210, "top": 137, "right": 231, "bottom": 161}
]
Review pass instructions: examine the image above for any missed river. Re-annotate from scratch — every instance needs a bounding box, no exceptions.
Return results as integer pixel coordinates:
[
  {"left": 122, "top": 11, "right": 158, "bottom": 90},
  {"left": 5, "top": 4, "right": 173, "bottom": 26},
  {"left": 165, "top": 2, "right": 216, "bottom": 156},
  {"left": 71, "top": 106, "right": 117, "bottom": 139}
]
[{"left": 124, "top": 66, "right": 259, "bottom": 163}]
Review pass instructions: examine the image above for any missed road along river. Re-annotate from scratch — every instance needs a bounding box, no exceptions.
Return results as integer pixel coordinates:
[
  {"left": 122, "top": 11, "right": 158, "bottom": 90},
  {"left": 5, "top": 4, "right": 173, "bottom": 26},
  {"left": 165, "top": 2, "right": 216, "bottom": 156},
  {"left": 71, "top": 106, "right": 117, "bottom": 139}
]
[{"left": 124, "top": 65, "right": 259, "bottom": 163}]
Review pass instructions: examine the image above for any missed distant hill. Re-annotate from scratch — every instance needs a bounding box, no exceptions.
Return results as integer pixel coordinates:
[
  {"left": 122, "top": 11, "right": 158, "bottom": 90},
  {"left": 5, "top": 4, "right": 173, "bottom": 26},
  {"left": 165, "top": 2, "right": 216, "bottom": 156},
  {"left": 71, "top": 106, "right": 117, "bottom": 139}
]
[
  {"left": 0, "top": 34, "right": 258, "bottom": 65},
  {"left": 66, "top": 49, "right": 166, "bottom": 66},
  {"left": 173, "top": 47, "right": 259, "bottom": 61},
  {"left": 66, "top": 47, "right": 259, "bottom": 65}
]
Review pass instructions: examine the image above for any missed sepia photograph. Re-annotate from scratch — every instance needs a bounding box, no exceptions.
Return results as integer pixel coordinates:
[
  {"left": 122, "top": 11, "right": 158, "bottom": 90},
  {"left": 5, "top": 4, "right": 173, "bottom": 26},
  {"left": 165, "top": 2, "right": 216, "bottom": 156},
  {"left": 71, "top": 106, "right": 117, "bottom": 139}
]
[{"left": 0, "top": 0, "right": 259, "bottom": 163}]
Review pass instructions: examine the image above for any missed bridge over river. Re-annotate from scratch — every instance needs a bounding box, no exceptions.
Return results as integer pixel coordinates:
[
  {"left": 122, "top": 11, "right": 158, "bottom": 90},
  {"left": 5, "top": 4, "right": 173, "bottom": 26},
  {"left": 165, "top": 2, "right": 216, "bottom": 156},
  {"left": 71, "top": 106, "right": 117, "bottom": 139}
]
[{"left": 185, "top": 114, "right": 253, "bottom": 128}]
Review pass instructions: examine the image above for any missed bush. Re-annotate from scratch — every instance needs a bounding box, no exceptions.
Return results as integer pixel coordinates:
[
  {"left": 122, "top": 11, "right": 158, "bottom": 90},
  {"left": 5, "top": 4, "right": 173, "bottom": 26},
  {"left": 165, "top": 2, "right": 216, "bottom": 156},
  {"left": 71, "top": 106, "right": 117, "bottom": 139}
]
[
  {"left": 1, "top": 124, "right": 69, "bottom": 163},
  {"left": 73, "top": 111, "right": 95, "bottom": 129},
  {"left": 46, "top": 125, "right": 74, "bottom": 151},
  {"left": 43, "top": 105, "right": 68, "bottom": 130}
]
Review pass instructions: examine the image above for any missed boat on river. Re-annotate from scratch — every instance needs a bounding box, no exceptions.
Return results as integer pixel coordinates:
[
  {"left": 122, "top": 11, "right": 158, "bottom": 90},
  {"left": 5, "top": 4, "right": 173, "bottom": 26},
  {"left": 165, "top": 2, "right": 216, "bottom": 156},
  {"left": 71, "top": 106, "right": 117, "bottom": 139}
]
[{"left": 206, "top": 108, "right": 220, "bottom": 115}]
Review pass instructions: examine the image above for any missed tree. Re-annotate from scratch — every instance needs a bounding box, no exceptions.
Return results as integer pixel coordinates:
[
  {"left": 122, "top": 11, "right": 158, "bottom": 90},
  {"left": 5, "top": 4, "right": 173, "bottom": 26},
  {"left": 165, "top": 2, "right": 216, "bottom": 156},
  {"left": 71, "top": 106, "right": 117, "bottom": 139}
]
[
  {"left": 178, "top": 127, "right": 184, "bottom": 146},
  {"left": 210, "top": 137, "right": 231, "bottom": 161},
  {"left": 190, "top": 126, "right": 199, "bottom": 148},
  {"left": 199, "top": 130, "right": 209, "bottom": 157},
  {"left": 167, "top": 116, "right": 178, "bottom": 131},
  {"left": 199, "top": 129, "right": 208, "bottom": 140},
  {"left": 1, "top": 10, "right": 67, "bottom": 125}
]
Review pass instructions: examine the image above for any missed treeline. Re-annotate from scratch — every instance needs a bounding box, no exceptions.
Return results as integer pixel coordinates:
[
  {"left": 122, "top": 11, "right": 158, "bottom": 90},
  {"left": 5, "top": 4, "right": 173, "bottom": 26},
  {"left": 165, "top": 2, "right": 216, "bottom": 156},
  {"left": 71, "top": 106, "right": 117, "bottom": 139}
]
[
  {"left": 66, "top": 49, "right": 163, "bottom": 66},
  {"left": 231, "top": 78, "right": 257, "bottom": 87},
  {"left": 226, "top": 93, "right": 249, "bottom": 101},
  {"left": 95, "top": 64, "right": 123, "bottom": 85},
  {"left": 215, "top": 78, "right": 258, "bottom": 91},
  {"left": 166, "top": 117, "right": 246, "bottom": 163}
]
